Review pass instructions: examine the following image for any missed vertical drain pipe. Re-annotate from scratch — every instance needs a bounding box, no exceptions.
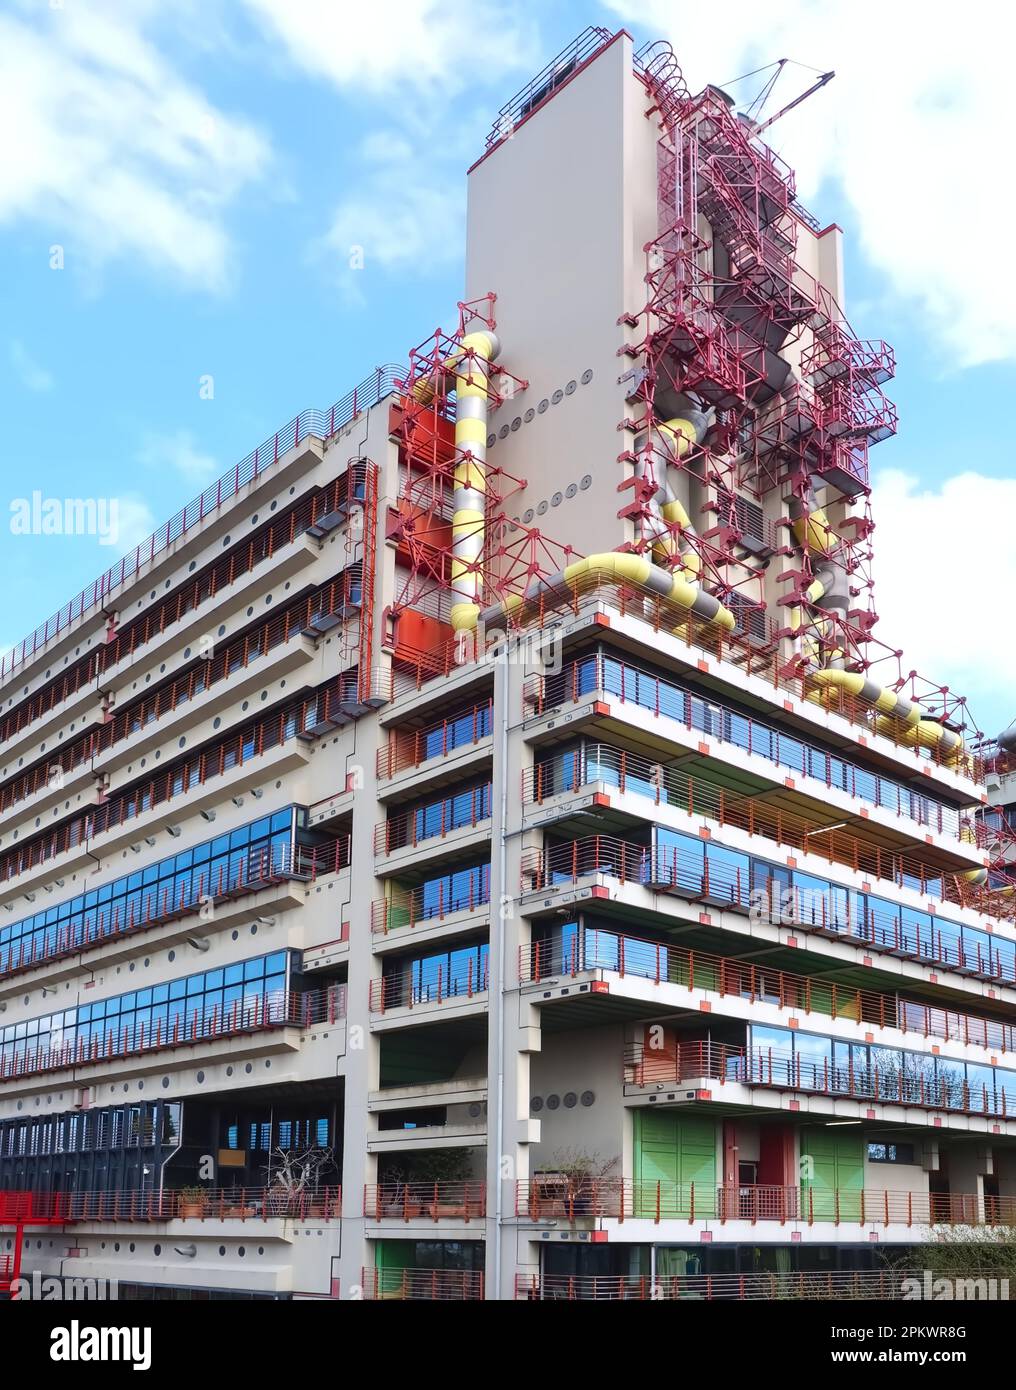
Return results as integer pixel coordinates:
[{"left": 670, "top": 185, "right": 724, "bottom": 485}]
[{"left": 450, "top": 331, "right": 501, "bottom": 633}]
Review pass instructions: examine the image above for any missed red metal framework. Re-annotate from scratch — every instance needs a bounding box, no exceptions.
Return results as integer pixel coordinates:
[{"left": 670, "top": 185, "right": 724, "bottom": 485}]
[{"left": 625, "top": 41, "right": 899, "bottom": 677}]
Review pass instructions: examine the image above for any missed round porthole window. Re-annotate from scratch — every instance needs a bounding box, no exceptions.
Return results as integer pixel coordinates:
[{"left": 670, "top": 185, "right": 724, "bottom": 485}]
[{"left": 546, "top": 1093, "right": 561, "bottom": 1111}]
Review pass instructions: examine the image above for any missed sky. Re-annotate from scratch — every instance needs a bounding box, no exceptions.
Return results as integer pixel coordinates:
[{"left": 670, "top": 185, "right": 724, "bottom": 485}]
[{"left": 0, "top": 0, "right": 1012, "bottom": 737}]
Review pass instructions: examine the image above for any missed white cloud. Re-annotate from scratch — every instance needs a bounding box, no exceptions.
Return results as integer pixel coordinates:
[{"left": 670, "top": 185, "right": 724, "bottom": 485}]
[
  {"left": 108, "top": 494, "right": 161, "bottom": 553},
  {"left": 9, "top": 340, "right": 53, "bottom": 392},
  {"left": 239, "top": 0, "right": 533, "bottom": 95},
  {"left": 870, "top": 469, "right": 1016, "bottom": 736},
  {"left": 137, "top": 429, "right": 220, "bottom": 486},
  {"left": 0, "top": 2, "right": 270, "bottom": 289},
  {"left": 606, "top": 0, "right": 1016, "bottom": 367}
]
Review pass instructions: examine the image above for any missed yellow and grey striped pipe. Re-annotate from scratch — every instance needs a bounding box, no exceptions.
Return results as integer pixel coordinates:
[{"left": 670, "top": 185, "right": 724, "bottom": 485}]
[{"left": 447, "top": 330, "right": 500, "bottom": 633}]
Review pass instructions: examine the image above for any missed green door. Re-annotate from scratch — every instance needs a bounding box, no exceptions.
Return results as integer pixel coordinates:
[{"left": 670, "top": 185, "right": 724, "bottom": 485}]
[
  {"left": 633, "top": 1112, "right": 716, "bottom": 1218},
  {"left": 800, "top": 1127, "right": 864, "bottom": 1221}
]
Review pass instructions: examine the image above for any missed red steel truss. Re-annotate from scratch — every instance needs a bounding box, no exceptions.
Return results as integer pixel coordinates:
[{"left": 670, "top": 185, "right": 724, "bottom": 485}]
[{"left": 626, "top": 40, "right": 900, "bottom": 676}]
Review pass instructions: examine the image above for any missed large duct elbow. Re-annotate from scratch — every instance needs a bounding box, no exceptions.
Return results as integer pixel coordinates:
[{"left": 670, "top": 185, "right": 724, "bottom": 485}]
[{"left": 998, "top": 722, "right": 1016, "bottom": 755}]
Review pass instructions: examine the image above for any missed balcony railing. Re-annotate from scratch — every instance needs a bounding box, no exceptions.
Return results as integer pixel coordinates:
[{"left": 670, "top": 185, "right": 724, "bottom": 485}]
[
  {"left": 626, "top": 1039, "right": 1016, "bottom": 1119},
  {"left": 368, "top": 962, "right": 488, "bottom": 1013},
  {"left": 377, "top": 701, "right": 493, "bottom": 780},
  {"left": 0, "top": 839, "right": 349, "bottom": 983},
  {"left": 363, "top": 1183, "right": 486, "bottom": 1221},
  {"left": 371, "top": 881, "right": 491, "bottom": 934},
  {"left": 0, "top": 1186, "right": 342, "bottom": 1223},
  {"left": 0, "top": 984, "right": 346, "bottom": 1083},
  {"left": 516, "top": 1178, "right": 1005, "bottom": 1227},
  {"left": 519, "top": 927, "right": 1016, "bottom": 1055},
  {"left": 374, "top": 785, "right": 492, "bottom": 856},
  {"left": 523, "top": 747, "right": 980, "bottom": 908},
  {"left": 523, "top": 650, "right": 972, "bottom": 843},
  {"left": 361, "top": 1266, "right": 485, "bottom": 1301},
  {"left": 514, "top": 1270, "right": 962, "bottom": 1301},
  {"left": 520, "top": 834, "right": 1016, "bottom": 978}
]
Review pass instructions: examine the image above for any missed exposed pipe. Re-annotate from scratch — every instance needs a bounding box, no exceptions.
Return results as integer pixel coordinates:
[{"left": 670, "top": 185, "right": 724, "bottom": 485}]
[{"left": 449, "top": 331, "right": 501, "bottom": 633}]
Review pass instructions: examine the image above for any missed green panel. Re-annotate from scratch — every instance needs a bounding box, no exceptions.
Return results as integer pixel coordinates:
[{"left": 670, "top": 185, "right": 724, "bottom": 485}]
[
  {"left": 374, "top": 1240, "right": 414, "bottom": 1271},
  {"left": 800, "top": 1127, "right": 863, "bottom": 1220},
  {"left": 633, "top": 1112, "right": 716, "bottom": 1217}
]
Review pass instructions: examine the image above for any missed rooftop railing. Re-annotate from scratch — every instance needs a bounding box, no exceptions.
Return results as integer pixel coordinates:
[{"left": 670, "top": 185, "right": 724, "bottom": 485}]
[
  {"left": 514, "top": 1270, "right": 973, "bottom": 1301},
  {"left": 0, "top": 365, "right": 400, "bottom": 684}
]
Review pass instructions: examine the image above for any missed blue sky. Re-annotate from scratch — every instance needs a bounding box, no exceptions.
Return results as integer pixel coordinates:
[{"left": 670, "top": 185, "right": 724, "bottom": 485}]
[{"left": 1, "top": 0, "right": 1011, "bottom": 737}]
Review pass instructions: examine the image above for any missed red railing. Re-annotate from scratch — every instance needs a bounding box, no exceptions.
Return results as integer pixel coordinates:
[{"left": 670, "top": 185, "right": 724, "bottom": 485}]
[
  {"left": 368, "top": 960, "right": 488, "bottom": 1013},
  {"left": 523, "top": 743, "right": 981, "bottom": 902},
  {"left": 374, "top": 785, "right": 492, "bottom": 855},
  {"left": 0, "top": 1186, "right": 341, "bottom": 1224},
  {"left": 363, "top": 1184, "right": 486, "bottom": 1221},
  {"left": 0, "top": 674, "right": 361, "bottom": 887},
  {"left": 626, "top": 1039, "right": 1016, "bottom": 1119},
  {"left": 515, "top": 1179, "right": 1003, "bottom": 1227},
  {"left": 370, "top": 881, "right": 491, "bottom": 934},
  {"left": 1, "top": 366, "right": 400, "bottom": 683},
  {"left": 514, "top": 1270, "right": 955, "bottom": 1301},
  {"left": 361, "top": 1266, "right": 485, "bottom": 1301},
  {"left": 0, "top": 838, "right": 349, "bottom": 983},
  {"left": 523, "top": 651, "right": 974, "bottom": 842},
  {"left": 519, "top": 926, "right": 1016, "bottom": 1054},
  {"left": 0, "top": 984, "right": 346, "bottom": 1083},
  {"left": 376, "top": 701, "right": 493, "bottom": 780},
  {"left": 502, "top": 573, "right": 981, "bottom": 780}
]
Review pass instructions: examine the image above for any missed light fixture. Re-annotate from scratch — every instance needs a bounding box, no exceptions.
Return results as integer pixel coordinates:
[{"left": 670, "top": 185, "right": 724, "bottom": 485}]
[
  {"left": 250, "top": 788, "right": 263, "bottom": 800},
  {"left": 186, "top": 936, "right": 210, "bottom": 952},
  {"left": 825, "top": 1119, "right": 863, "bottom": 1126},
  {"left": 55, "top": 878, "right": 65, "bottom": 887},
  {"left": 167, "top": 826, "right": 182, "bottom": 838},
  {"left": 130, "top": 844, "right": 142, "bottom": 854},
  {"left": 24, "top": 892, "right": 35, "bottom": 902},
  {"left": 145, "top": 836, "right": 156, "bottom": 848},
  {"left": 254, "top": 916, "right": 276, "bottom": 928},
  {"left": 200, "top": 809, "right": 216, "bottom": 823},
  {"left": 173, "top": 1245, "right": 197, "bottom": 1258},
  {"left": 232, "top": 796, "right": 244, "bottom": 808},
  {"left": 805, "top": 821, "right": 848, "bottom": 838}
]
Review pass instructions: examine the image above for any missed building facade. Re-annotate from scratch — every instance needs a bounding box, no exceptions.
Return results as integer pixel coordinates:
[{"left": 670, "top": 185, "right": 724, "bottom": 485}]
[{"left": 1, "top": 28, "right": 1009, "bottom": 1303}]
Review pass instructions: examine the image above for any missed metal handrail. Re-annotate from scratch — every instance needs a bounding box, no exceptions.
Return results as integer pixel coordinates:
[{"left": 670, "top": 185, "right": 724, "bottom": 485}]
[
  {"left": 0, "top": 1186, "right": 342, "bottom": 1223},
  {"left": 0, "top": 839, "right": 349, "bottom": 982},
  {"left": 519, "top": 927, "right": 1016, "bottom": 1054},
  {"left": 361, "top": 1266, "right": 485, "bottom": 1300},
  {"left": 363, "top": 1183, "right": 486, "bottom": 1221},
  {"left": 369, "top": 959, "right": 488, "bottom": 1013},
  {"left": 514, "top": 1270, "right": 989, "bottom": 1301},
  {"left": 0, "top": 984, "right": 347, "bottom": 1083},
  {"left": 521, "top": 833, "right": 1016, "bottom": 981}
]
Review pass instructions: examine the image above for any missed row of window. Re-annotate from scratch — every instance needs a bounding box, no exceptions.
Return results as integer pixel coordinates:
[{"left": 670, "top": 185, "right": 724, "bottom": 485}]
[
  {"left": 420, "top": 703, "right": 493, "bottom": 762},
  {"left": 388, "top": 783, "right": 492, "bottom": 849},
  {"left": 551, "top": 651, "right": 957, "bottom": 835},
  {"left": 651, "top": 826, "right": 1016, "bottom": 984},
  {"left": 0, "top": 809, "right": 297, "bottom": 977},
  {"left": 747, "top": 1022, "right": 1016, "bottom": 1114},
  {"left": 0, "top": 951, "right": 294, "bottom": 1072},
  {"left": 1, "top": 1102, "right": 181, "bottom": 1160}
]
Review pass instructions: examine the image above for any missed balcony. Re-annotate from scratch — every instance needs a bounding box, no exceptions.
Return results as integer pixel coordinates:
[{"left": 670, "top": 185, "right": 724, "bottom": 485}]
[
  {"left": 625, "top": 1038, "right": 1016, "bottom": 1122},
  {"left": 361, "top": 1266, "right": 485, "bottom": 1301},
  {"left": 519, "top": 832, "right": 1016, "bottom": 987},
  {"left": 0, "top": 1186, "right": 342, "bottom": 1223},
  {"left": 523, "top": 652, "right": 978, "bottom": 845},
  {"left": 369, "top": 958, "right": 488, "bottom": 1017},
  {"left": 0, "top": 839, "right": 349, "bottom": 986},
  {"left": 0, "top": 984, "right": 346, "bottom": 1085},
  {"left": 373, "top": 784, "right": 492, "bottom": 873},
  {"left": 515, "top": 1178, "right": 999, "bottom": 1228},
  {"left": 523, "top": 742, "right": 982, "bottom": 887},
  {"left": 363, "top": 1183, "right": 486, "bottom": 1222},
  {"left": 376, "top": 700, "right": 493, "bottom": 790},
  {"left": 514, "top": 1270, "right": 926, "bottom": 1301},
  {"left": 519, "top": 925, "right": 1016, "bottom": 1056}
]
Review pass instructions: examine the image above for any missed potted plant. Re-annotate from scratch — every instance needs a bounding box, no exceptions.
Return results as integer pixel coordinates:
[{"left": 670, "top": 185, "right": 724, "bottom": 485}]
[
  {"left": 177, "top": 1185, "right": 209, "bottom": 1219},
  {"left": 549, "top": 1148, "right": 621, "bottom": 1218}
]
